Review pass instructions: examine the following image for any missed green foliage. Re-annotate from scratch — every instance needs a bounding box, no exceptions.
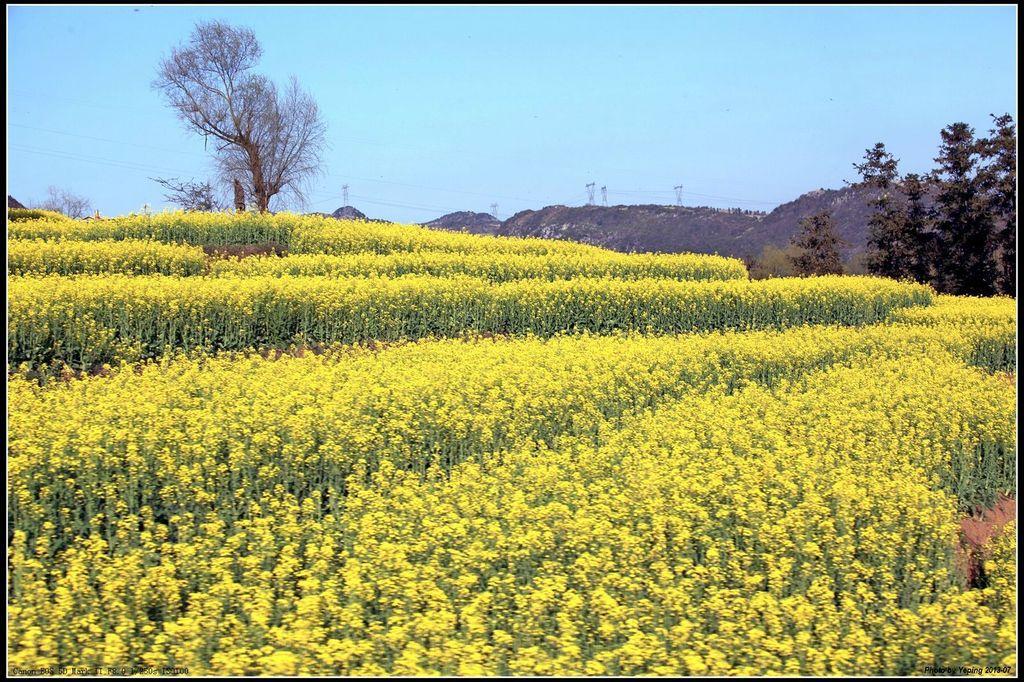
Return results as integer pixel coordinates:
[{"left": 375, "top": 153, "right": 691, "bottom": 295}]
[
  {"left": 8, "top": 274, "right": 931, "bottom": 370},
  {"left": 898, "top": 173, "right": 936, "bottom": 283},
  {"left": 210, "top": 249, "right": 748, "bottom": 283},
  {"left": 7, "top": 207, "right": 70, "bottom": 222},
  {"left": 977, "top": 114, "right": 1016, "bottom": 295},
  {"left": 855, "top": 143, "right": 929, "bottom": 282},
  {"left": 854, "top": 115, "right": 1015, "bottom": 295},
  {"left": 8, "top": 239, "right": 208, "bottom": 276},
  {"left": 747, "top": 244, "right": 798, "bottom": 279},
  {"left": 790, "top": 211, "right": 846, "bottom": 276},
  {"left": 932, "top": 123, "right": 997, "bottom": 296}
]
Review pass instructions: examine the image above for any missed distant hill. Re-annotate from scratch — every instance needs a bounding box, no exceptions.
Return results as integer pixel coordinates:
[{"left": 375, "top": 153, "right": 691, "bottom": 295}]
[
  {"left": 422, "top": 211, "right": 500, "bottom": 235},
  {"left": 307, "top": 206, "right": 389, "bottom": 223},
  {"left": 495, "top": 185, "right": 889, "bottom": 259},
  {"left": 8, "top": 195, "right": 26, "bottom": 209},
  {"left": 755, "top": 186, "right": 885, "bottom": 258},
  {"left": 330, "top": 206, "right": 368, "bottom": 220},
  {"left": 498, "top": 204, "right": 768, "bottom": 256},
  {"left": 417, "top": 185, "right": 916, "bottom": 260},
  {"left": 318, "top": 185, "right": 919, "bottom": 260}
]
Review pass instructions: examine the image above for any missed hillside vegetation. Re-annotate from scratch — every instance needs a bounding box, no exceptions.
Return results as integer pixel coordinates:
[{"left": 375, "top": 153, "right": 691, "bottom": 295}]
[
  {"left": 444, "top": 186, "right": 886, "bottom": 260},
  {"left": 6, "top": 210, "right": 1016, "bottom": 676}
]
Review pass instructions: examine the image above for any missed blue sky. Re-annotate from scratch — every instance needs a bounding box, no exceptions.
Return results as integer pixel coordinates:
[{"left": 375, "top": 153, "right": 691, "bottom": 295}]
[{"left": 7, "top": 5, "right": 1017, "bottom": 222}]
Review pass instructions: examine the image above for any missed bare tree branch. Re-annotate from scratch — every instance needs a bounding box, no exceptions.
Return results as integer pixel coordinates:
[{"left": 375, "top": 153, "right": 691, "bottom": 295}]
[
  {"left": 150, "top": 177, "right": 225, "bottom": 212},
  {"left": 153, "top": 21, "right": 327, "bottom": 212},
  {"left": 36, "top": 186, "right": 91, "bottom": 219}
]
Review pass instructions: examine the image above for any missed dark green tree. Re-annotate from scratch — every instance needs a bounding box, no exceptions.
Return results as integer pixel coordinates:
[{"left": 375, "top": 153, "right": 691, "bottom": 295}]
[
  {"left": 854, "top": 143, "right": 915, "bottom": 279},
  {"left": 931, "top": 123, "right": 997, "bottom": 295},
  {"left": 977, "top": 113, "right": 1016, "bottom": 295},
  {"left": 899, "top": 173, "right": 936, "bottom": 285},
  {"left": 790, "top": 211, "right": 846, "bottom": 276}
]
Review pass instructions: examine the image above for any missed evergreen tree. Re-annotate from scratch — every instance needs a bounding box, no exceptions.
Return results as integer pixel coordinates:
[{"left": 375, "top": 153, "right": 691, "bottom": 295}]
[
  {"left": 854, "top": 143, "right": 914, "bottom": 279},
  {"left": 790, "top": 211, "right": 846, "bottom": 276},
  {"left": 899, "top": 173, "right": 936, "bottom": 285},
  {"left": 931, "top": 123, "right": 997, "bottom": 295},
  {"left": 977, "top": 113, "right": 1016, "bottom": 295}
]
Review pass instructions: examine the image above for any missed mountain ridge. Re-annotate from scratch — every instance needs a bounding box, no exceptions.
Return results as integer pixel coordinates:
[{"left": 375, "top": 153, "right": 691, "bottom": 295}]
[{"left": 421, "top": 184, "right": 892, "bottom": 259}]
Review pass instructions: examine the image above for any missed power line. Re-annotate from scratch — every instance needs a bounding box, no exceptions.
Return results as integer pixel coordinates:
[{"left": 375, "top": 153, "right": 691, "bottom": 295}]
[
  {"left": 9, "top": 144, "right": 201, "bottom": 177},
  {"left": 601, "top": 185, "right": 607, "bottom": 206},
  {"left": 9, "top": 144, "right": 491, "bottom": 218},
  {"left": 344, "top": 193, "right": 466, "bottom": 214},
  {"left": 326, "top": 173, "right": 541, "bottom": 204},
  {"left": 10, "top": 121, "right": 543, "bottom": 204},
  {"left": 9, "top": 123, "right": 210, "bottom": 158},
  {"left": 10, "top": 145, "right": 461, "bottom": 218},
  {"left": 11, "top": 120, "right": 786, "bottom": 209},
  {"left": 11, "top": 125, "right": 785, "bottom": 210},
  {"left": 9, "top": 88, "right": 157, "bottom": 115},
  {"left": 341, "top": 184, "right": 349, "bottom": 206},
  {"left": 9, "top": 90, "right": 446, "bottom": 155},
  {"left": 13, "top": 143, "right": 782, "bottom": 211},
  {"left": 609, "top": 187, "right": 779, "bottom": 206},
  {"left": 11, "top": 89, "right": 791, "bottom": 193},
  {"left": 490, "top": 203, "right": 499, "bottom": 219}
]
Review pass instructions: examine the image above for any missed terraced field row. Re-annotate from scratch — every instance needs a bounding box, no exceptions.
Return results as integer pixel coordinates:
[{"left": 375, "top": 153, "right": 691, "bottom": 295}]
[{"left": 9, "top": 273, "right": 932, "bottom": 368}]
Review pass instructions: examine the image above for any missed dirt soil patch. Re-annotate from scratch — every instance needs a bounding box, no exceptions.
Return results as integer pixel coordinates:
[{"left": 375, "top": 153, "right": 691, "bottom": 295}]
[{"left": 958, "top": 495, "right": 1015, "bottom": 587}]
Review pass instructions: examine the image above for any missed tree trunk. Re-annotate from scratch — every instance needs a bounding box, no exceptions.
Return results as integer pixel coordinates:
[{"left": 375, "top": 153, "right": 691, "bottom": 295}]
[
  {"left": 247, "top": 146, "right": 270, "bottom": 213},
  {"left": 233, "top": 179, "right": 246, "bottom": 213}
]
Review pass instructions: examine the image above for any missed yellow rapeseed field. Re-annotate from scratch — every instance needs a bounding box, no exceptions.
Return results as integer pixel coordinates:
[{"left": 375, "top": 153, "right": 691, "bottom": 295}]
[
  {"left": 7, "top": 207, "right": 71, "bottom": 222},
  {"left": 208, "top": 249, "right": 749, "bottom": 282},
  {"left": 8, "top": 238, "right": 748, "bottom": 282},
  {"left": 8, "top": 273, "right": 932, "bottom": 369},
  {"left": 8, "top": 211, "right": 606, "bottom": 255},
  {"left": 8, "top": 239, "right": 208, "bottom": 276},
  {"left": 5, "top": 211, "right": 1017, "bottom": 676}
]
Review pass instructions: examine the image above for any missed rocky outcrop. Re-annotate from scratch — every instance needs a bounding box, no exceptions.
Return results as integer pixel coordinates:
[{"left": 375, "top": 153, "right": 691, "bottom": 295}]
[{"left": 422, "top": 211, "right": 501, "bottom": 235}]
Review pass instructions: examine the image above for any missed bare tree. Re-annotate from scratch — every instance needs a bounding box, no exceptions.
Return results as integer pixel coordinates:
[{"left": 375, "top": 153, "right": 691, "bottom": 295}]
[
  {"left": 213, "top": 77, "right": 327, "bottom": 211},
  {"left": 233, "top": 179, "right": 246, "bottom": 212},
  {"left": 37, "top": 186, "right": 91, "bottom": 218},
  {"left": 153, "top": 21, "right": 327, "bottom": 212},
  {"left": 151, "top": 177, "right": 225, "bottom": 211}
]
